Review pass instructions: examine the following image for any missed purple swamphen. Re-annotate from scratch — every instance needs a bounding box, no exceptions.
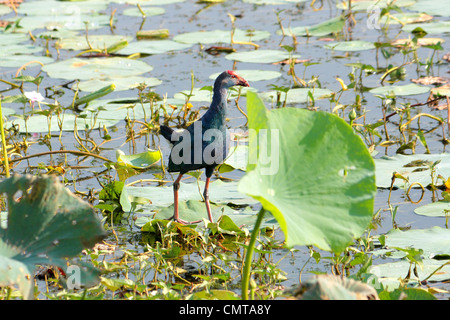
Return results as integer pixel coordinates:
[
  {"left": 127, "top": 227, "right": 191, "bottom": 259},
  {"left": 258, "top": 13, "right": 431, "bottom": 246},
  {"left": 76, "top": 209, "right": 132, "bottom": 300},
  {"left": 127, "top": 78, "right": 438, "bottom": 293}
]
[{"left": 160, "top": 70, "right": 250, "bottom": 224}]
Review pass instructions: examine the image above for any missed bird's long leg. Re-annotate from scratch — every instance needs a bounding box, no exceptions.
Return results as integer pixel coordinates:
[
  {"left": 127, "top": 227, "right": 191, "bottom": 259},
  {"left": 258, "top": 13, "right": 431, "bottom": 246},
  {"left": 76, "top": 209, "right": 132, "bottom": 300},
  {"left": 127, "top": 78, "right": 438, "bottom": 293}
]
[
  {"left": 203, "top": 176, "right": 214, "bottom": 223},
  {"left": 171, "top": 173, "right": 201, "bottom": 225}
]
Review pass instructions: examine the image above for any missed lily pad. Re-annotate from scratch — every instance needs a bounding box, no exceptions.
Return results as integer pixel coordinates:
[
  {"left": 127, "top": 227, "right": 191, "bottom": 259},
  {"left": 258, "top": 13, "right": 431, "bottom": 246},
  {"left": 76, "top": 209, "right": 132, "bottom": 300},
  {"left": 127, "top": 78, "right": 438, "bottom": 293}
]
[
  {"left": 410, "top": 0, "right": 450, "bottom": 17},
  {"left": 116, "top": 40, "right": 193, "bottom": 55},
  {"left": 174, "top": 29, "right": 270, "bottom": 45},
  {"left": 402, "top": 21, "right": 450, "bottom": 34},
  {"left": 58, "top": 35, "right": 133, "bottom": 51},
  {"left": 238, "top": 92, "right": 376, "bottom": 252},
  {"left": 122, "top": 6, "right": 165, "bottom": 17},
  {"left": 209, "top": 70, "right": 281, "bottom": 82},
  {"left": 385, "top": 227, "right": 450, "bottom": 258},
  {"left": 77, "top": 77, "right": 162, "bottom": 92},
  {"left": 281, "top": 16, "right": 346, "bottom": 37},
  {"left": 369, "top": 259, "right": 450, "bottom": 288},
  {"left": 369, "top": 84, "right": 431, "bottom": 97},
  {"left": 324, "top": 40, "right": 376, "bottom": 51},
  {"left": 17, "top": 0, "right": 109, "bottom": 15},
  {"left": 122, "top": 179, "right": 258, "bottom": 213},
  {"left": 225, "top": 49, "right": 299, "bottom": 64},
  {"left": 259, "top": 88, "right": 333, "bottom": 104},
  {"left": 10, "top": 14, "right": 112, "bottom": 32},
  {"left": 336, "top": 0, "right": 415, "bottom": 11},
  {"left": 42, "top": 57, "right": 153, "bottom": 80},
  {"left": 243, "top": 0, "right": 308, "bottom": 4},
  {"left": 0, "top": 55, "right": 54, "bottom": 68},
  {"left": 374, "top": 153, "right": 450, "bottom": 188},
  {"left": 414, "top": 201, "right": 450, "bottom": 217},
  {"left": 0, "top": 33, "right": 29, "bottom": 45}
]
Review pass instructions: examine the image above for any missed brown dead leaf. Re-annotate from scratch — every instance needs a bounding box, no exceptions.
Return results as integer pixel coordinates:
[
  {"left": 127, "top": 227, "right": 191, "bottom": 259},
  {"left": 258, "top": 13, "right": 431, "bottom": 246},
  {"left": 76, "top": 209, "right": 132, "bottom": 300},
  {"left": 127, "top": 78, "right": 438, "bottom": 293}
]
[
  {"left": 273, "top": 58, "right": 310, "bottom": 65},
  {"left": 412, "top": 76, "right": 450, "bottom": 86},
  {"left": 391, "top": 37, "right": 445, "bottom": 48}
]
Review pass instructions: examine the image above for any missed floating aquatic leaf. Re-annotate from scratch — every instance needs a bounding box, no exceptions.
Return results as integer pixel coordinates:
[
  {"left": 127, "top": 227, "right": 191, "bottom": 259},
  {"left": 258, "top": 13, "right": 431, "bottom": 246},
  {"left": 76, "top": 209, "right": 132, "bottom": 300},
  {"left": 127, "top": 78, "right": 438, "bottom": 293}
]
[
  {"left": 369, "top": 84, "right": 430, "bottom": 97},
  {"left": 116, "top": 149, "right": 162, "bottom": 170},
  {"left": 17, "top": 0, "right": 109, "bottom": 15},
  {"left": 0, "top": 55, "right": 53, "bottom": 68},
  {"left": 369, "top": 259, "right": 450, "bottom": 289},
  {"left": 225, "top": 49, "right": 299, "bottom": 64},
  {"left": 374, "top": 153, "right": 450, "bottom": 188},
  {"left": 259, "top": 88, "right": 333, "bottom": 104},
  {"left": 122, "top": 6, "right": 165, "bottom": 17},
  {"left": 0, "top": 33, "right": 28, "bottom": 45},
  {"left": 403, "top": 21, "right": 450, "bottom": 34},
  {"left": 238, "top": 92, "right": 376, "bottom": 252},
  {"left": 379, "top": 13, "right": 433, "bottom": 25},
  {"left": 116, "top": 40, "right": 192, "bottom": 55},
  {"left": 324, "top": 40, "right": 376, "bottom": 51},
  {"left": 58, "top": 35, "right": 132, "bottom": 51},
  {"left": 336, "top": 0, "right": 415, "bottom": 11},
  {"left": 78, "top": 77, "right": 162, "bottom": 92},
  {"left": 0, "top": 45, "right": 44, "bottom": 56},
  {"left": 243, "top": 0, "right": 307, "bottom": 4},
  {"left": 209, "top": 70, "right": 281, "bottom": 82},
  {"left": 410, "top": 0, "right": 450, "bottom": 17},
  {"left": 385, "top": 227, "right": 450, "bottom": 258},
  {"left": 174, "top": 29, "right": 270, "bottom": 45},
  {"left": 414, "top": 201, "right": 450, "bottom": 217},
  {"left": 281, "top": 16, "right": 345, "bottom": 37},
  {"left": 10, "top": 14, "right": 112, "bottom": 32},
  {"left": 42, "top": 57, "right": 153, "bottom": 80}
]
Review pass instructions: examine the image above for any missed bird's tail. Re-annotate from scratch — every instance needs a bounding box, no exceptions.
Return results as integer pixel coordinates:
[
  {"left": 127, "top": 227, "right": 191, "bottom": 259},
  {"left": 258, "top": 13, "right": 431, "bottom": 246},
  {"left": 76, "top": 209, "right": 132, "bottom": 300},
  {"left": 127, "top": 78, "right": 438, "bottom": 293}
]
[{"left": 160, "top": 125, "right": 175, "bottom": 142}]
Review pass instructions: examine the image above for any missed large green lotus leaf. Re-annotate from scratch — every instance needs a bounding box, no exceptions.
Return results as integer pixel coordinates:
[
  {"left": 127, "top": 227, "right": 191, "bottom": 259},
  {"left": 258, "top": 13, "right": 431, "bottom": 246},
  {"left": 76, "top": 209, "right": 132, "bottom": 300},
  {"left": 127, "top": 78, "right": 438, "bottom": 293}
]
[
  {"left": 369, "top": 84, "right": 430, "bottom": 97},
  {"left": 225, "top": 49, "right": 298, "bottom": 63},
  {"left": 116, "top": 40, "right": 192, "bottom": 55},
  {"left": 410, "top": 0, "right": 450, "bottom": 17},
  {"left": 238, "top": 92, "right": 376, "bottom": 252},
  {"left": 385, "top": 227, "right": 450, "bottom": 258},
  {"left": 78, "top": 77, "right": 161, "bottom": 92},
  {"left": 122, "top": 6, "right": 165, "bottom": 17},
  {"left": 260, "top": 88, "right": 332, "bottom": 104},
  {"left": 336, "top": 0, "right": 415, "bottom": 11},
  {"left": 0, "top": 55, "right": 53, "bottom": 68},
  {"left": 373, "top": 153, "right": 450, "bottom": 188},
  {"left": 209, "top": 70, "right": 281, "bottom": 82},
  {"left": 58, "top": 35, "right": 133, "bottom": 51},
  {"left": 324, "top": 40, "right": 376, "bottom": 51},
  {"left": 17, "top": 0, "right": 108, "bottom": 15},
  {"left": 0, "top": 175, "right": 106, "bottom": 299},
  {"left": 414, "top": 201, "right": 450, "bottom": 217},
  {"left": 281, "top": 16, "right": 345, "bottom": 37},
  {"left": 402, "top": 21, "right": 450, "bottom": 34},
  {"left": 174, "top": 29, "right": 270, "bottom": 45},
  {"left": 42, "top": 57, "right": 153, "bottom": 80}
]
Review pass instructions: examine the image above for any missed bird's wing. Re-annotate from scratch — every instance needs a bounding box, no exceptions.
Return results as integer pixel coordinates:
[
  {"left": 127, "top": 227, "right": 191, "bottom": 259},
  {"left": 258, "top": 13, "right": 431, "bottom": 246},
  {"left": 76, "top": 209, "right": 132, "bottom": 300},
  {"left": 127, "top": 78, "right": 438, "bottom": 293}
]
[{"left": 160, "top": 125, "right": 187, "bottom": 143}]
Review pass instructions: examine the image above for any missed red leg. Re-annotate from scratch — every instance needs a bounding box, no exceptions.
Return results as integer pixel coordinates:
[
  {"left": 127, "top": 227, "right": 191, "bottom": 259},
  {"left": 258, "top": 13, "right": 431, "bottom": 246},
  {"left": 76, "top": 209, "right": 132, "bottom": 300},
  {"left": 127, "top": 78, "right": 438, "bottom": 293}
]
[
  {"left": 203, "top": 177, "right": 214, "bottom": 223},
  {"left": 171, "top": 173, "right": 201, "bottom": 225}
]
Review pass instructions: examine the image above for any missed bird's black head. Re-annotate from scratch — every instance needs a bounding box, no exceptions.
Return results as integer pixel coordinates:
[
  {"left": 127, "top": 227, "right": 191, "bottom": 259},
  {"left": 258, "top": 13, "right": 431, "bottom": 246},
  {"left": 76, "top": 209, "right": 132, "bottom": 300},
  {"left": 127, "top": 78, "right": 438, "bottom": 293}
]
[{"left": 214, "top": 70, "right": 250, "bottom": 90}]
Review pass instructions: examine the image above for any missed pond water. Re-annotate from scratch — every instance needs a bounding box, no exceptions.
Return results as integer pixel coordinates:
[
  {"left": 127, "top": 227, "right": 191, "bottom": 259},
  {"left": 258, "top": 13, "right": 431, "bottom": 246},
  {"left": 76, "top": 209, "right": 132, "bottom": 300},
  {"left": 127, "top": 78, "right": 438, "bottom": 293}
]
[{"left": 1, "top": 0, "right": 449, "bottom": 299}]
